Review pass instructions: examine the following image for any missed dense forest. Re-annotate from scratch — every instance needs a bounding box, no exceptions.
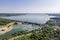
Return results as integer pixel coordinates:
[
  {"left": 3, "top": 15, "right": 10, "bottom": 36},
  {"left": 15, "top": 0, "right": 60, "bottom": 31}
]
[{"left": 16, "top": 26, "right": 60, "bottom": 40}]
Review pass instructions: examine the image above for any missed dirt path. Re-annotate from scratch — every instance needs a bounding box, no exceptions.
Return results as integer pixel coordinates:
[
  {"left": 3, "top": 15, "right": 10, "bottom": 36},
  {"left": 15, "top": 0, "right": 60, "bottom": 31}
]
[{"left": 8, "top": 33, "right": 32, "bottom": 40}]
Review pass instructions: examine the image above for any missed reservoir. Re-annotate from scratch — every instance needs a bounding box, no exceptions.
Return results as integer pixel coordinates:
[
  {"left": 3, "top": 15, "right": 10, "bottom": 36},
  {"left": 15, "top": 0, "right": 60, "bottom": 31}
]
[
  {"left": 1, "top": 14, "right": 52, "bottom": 24},
  {"left": 0, "top": 14, "right": 55, "bottom": 40}
]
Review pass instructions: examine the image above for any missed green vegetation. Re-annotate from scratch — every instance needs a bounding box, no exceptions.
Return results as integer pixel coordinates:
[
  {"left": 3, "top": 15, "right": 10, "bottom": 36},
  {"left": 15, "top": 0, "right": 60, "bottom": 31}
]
[
  {"left": 0, "top": 18, "right": 19, "bottom": 28},
  {"left": 16, "top": 27, "right": 60, "bottom": 40},
  {"left": 0, "top": 26, "right": 3, "bottom": 28},
  {"left": 46, "top": 20, "right": 60, "bottom": 26},
  {"left": 16, "top": 35, "right": 31, "bottom": 40},
  {"left": 0, "top": 18, "right": 60, "bottom": 40}
]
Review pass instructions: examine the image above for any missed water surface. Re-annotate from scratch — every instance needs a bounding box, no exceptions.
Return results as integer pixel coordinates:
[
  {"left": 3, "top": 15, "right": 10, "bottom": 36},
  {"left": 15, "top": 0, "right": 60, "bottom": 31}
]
[
  {"left": 1, "top": 14, "right": 52, "bottom": 24},
  {"left": 0, "top": 14, "right": 56, "bottom": 40}
]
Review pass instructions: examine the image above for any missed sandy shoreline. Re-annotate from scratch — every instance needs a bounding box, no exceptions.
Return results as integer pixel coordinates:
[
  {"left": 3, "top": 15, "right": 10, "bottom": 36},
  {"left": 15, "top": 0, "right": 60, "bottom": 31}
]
[{"left": 0, "top": 22, "right": 18, "bottom": 35}]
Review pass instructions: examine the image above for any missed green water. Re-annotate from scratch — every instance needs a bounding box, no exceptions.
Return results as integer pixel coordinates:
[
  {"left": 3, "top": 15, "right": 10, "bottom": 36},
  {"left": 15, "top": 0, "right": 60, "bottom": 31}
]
[{"left": 0, "top": 23, "right": 39, "bottom": 40}]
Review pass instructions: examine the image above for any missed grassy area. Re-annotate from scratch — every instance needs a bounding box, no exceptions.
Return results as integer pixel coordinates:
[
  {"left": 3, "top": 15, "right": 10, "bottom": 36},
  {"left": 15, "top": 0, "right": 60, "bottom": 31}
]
[
  {"left": 16, "top": 34, "right": 31, "bottom": 40},
  {"left": 0, "top": 18, "right": 19, "bottom": 28},
  {"left": 0, "top": 26, "right": 4, "bottom": 28}
]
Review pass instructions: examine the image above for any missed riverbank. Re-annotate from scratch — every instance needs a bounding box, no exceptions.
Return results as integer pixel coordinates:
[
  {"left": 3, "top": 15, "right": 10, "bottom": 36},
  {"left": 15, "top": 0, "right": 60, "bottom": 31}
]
[{"left": 0, "top": 22, "right": 19, "bottom": 35}]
